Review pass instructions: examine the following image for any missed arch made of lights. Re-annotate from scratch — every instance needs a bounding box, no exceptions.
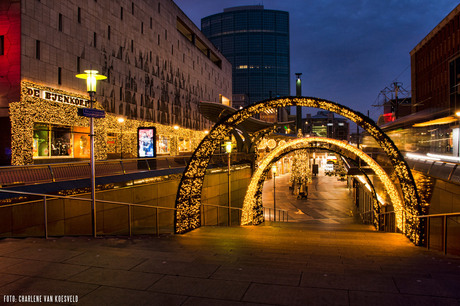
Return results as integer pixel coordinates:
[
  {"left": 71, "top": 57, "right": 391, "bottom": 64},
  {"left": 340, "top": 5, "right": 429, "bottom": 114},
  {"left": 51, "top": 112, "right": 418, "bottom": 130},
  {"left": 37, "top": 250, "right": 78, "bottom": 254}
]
[
  {"left": 250, "top": 145, "right": 380, "bottom": 227},
  {"left": 242, "top": 138, "right": 400, "bottom": 229},
  {"left": 175, "top": 97, "right": 422, "bottom": 244}
]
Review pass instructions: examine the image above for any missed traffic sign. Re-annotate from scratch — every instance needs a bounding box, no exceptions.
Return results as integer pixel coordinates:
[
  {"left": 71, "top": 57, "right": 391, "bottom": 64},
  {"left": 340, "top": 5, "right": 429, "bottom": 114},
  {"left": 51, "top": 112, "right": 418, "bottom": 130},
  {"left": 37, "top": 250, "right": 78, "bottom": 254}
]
[{"left": 78, "top": 108, "right": 106, "bottom": 118}]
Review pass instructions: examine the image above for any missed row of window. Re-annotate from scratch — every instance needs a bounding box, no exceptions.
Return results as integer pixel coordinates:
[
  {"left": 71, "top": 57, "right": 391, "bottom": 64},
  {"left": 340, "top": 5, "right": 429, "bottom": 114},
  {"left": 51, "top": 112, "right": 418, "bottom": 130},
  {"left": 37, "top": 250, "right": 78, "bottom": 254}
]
[
  {"left": 33, "top": 124, "right": 90, "bottom": 158},
  {"left": 33, "top": 122, "right": 193, "bottom": 160}
]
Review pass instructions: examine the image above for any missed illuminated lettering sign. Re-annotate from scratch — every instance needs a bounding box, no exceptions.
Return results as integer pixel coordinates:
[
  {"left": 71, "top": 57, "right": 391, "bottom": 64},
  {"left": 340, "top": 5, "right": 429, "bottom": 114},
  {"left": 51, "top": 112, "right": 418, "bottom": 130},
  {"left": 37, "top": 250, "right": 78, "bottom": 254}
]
[{"left": 26, "top": 87, "right": 90, "bottom": 107}]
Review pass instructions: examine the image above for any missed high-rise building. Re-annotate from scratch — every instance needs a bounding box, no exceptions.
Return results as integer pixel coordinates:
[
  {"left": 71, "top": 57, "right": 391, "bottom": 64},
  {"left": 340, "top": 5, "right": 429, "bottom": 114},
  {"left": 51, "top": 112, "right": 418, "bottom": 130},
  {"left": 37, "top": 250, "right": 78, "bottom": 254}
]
[
  {"left": 302, "top": 111, "right": 349, "bottom": 141},
  {"left": 0, "top": 0, "right": 231, "bottom": 165},
  {"left": 201, "top": 5, "right": 290, "bottom": 106}
]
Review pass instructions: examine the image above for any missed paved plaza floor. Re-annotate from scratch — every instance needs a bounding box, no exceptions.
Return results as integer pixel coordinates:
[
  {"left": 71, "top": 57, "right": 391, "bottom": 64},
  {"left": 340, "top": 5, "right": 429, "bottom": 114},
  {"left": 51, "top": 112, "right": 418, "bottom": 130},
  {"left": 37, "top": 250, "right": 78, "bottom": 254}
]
[{"left": 0, "top": 174, "right": 460, "bottom": 305}]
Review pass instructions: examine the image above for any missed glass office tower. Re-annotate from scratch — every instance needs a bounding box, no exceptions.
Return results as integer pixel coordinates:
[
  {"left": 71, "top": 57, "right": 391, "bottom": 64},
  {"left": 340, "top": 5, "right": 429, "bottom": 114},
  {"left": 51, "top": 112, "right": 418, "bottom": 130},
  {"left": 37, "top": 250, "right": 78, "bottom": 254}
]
[{"left": 202, "top": 5, "right": 290, "bottom": 106}]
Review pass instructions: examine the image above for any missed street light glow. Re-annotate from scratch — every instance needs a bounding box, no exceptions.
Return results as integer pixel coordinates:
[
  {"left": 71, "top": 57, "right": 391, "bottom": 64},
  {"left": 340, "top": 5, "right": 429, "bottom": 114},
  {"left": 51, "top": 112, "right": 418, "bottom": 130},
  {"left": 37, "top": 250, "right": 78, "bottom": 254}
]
[{"left": 75, "top": 70, "right": 107, "bottom": 93}]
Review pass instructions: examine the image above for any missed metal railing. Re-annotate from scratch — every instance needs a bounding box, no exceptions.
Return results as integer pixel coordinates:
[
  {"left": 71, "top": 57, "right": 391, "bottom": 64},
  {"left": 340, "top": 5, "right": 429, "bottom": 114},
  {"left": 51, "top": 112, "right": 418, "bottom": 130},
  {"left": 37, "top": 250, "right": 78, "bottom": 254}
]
[
  {"left": 359, "top": 210, "right": 374, "bottom": 225},
  {"left": 262, "top": 207, "right": 289, "bottom": 222},
  {"left": 0, "top": 189, "right": 176, "bottom": 238},
  {"left": 418, "top": 212, "right": 460, "bottom": 255},
  {"left": 0, "top": 156, "right": 190, "bottom": 188},
  {"left": 0, "top": 153, "right": 255, "bottom": 188},
  {"left": 379, "top": 210, "right": 397, "bottom": 232},
  {"left": 0, "top": 189, "right": 284, "bottom": 238},
  {"left": 360, "top": 209, "right": 460, "bottom": 256},
  {"left": 201, "top": 203, "right": 243, "bottom": 226}
]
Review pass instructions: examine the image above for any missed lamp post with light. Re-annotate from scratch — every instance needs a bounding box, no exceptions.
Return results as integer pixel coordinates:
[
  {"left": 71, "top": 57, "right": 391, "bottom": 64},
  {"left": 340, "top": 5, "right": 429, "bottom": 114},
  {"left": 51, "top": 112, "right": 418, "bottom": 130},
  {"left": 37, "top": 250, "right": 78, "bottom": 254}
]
[
  {"left": 76, "top": 70, "right": 107, "bottom": 237},
  {"left": 225, "top": 141, "right": 232, "bottom": 226},
  {"left": 272, "top": 164, "right": 277, "bottom": 221},
  {"left": 173, "top": 125, "right": 179, "bottom": 155},
  {"left": 117, "top": 117, "right": 125, "bottom": 159}
]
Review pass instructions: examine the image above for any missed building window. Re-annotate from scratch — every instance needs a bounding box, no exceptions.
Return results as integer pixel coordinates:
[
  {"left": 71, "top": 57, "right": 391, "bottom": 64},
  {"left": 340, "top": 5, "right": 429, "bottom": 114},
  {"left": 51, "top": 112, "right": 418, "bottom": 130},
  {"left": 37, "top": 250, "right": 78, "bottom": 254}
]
[
  {"left": 36, "top": 40, "right": 40, "bottom": 59},
  {"left": 120, "top": 7, "right": 123, "bottom": 20},
  {"left": 165, "top": 29, "right": 167, "bottom": 40},
  {"left": 108, "top": 25, "right": 111, "bottom": 40},
  {"left": 77, "top": 56, "right": 80, "bottom": 73},
  {"left": 132, "top": 2, "right": 134, "bottom": 14},
  {"left": 77, "top": 7, "right": 81, "bottom": 23},
  {"left": 150, "top": 17, "right": 152, "bottom": 29},
  {"left": 171, "top": 45, "right": 173, "bottom": 55},
  {"left": 158, "top": 34, "right": 160, "bottom": 46},
  {"left": 0, "top": 36, "right": 4, "bottom": 55},
  {"left": 58, "top": 67, "right": 62, "bottom": 85},
  {"left": 58, "top": 13, "right": 62, "bottom": 31},
  {"left": 94, "top": 32, "right": 97, "bottom": 47},
  {"left": 120, "top": 87, "right": 123, "bottom": 100},
  {"left": 131, "top": 40, "right": 133, "bottom": 52},
  {"left": 141, "top": 22, "right": 143, "bottom": 34},
  {"left": 33, "top": 123, "right": 90, "bottom": 158},
  {"left": 158, "top": 3, "right": 160, "bottom": 13}
]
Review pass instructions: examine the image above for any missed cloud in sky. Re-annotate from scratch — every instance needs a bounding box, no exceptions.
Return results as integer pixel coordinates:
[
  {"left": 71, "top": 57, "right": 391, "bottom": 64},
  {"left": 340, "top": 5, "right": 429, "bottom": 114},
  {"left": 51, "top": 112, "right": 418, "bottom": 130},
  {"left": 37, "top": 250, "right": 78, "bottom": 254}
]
[{"left": 174, "top": 0, "right": 459, "bottom": 120}]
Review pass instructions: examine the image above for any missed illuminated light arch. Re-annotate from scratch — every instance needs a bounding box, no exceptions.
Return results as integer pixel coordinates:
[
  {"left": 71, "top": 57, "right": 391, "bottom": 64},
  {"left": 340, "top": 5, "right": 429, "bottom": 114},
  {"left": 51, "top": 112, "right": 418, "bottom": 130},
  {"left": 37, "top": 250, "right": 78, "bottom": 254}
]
[
  {"left": 175, "top": 97, "right": 422, "bottom": 244},
  {"left": 241, "top": 137, "right": 404, "bottom": 230},
  {"left": 249, "top": 144, "right": 380, "bottom": 227}
]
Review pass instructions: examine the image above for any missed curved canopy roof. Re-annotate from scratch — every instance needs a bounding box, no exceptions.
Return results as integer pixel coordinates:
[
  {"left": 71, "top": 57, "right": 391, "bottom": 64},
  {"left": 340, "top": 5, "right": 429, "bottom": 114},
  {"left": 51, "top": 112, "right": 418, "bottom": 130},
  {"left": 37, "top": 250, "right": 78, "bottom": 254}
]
[{"left": 199, "top": 101, "right": 292, "bottom": 133}]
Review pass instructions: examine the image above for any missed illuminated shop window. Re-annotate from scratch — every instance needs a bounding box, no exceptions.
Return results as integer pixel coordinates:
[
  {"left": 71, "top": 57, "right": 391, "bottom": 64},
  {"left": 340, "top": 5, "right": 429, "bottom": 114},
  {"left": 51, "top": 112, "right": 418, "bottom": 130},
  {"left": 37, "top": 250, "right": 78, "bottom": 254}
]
[
  {"left": 157, "top": 135, "right": 170, "bottom": 154},
  {"left": 178, "top": 137, "right": 191, "bottom": 153},
  {"left": 33, "top": 124, "right": 50, "bottom": 157},
  {"left": 33, "top": 123, "right": 90, "bottom": 159}
]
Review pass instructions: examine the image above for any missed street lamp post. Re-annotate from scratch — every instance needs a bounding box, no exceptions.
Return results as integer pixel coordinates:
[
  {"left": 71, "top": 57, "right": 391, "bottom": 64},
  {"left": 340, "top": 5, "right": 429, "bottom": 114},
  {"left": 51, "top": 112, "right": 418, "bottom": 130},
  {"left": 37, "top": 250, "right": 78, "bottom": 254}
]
[
  {"left": 76, "top": 70, "right": 107, "bottom": 237},
  {"left": 272, "top": 164, "right": 277, "bottom": 221},
  {"left": 225, "top": 141, "right": 232, "bottom": 226},
  {"left": 117, "top": 117, "right": 125, "bottom": 159},
  {"left": 173, "top": 125, "right": 179, "bottom": 156},
  {"left": 295, "top": 73, "right": 302, "bottom": 134}
]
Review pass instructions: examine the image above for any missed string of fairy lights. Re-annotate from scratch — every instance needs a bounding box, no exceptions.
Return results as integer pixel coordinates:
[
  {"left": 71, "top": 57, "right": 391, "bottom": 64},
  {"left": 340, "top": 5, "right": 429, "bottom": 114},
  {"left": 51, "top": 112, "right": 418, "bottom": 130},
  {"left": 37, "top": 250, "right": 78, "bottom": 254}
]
[
  {"left": 175, "top": 96, "right": 423, "bottom": 245},
  {"left": 11, "top": 83, "right": 422, "bottom": 242},
  {"left": 241, "top": 138, "right": 403, "bottom": 229},
  {"left": 11, "top": 81, "right": 206, "bottom": 165}
]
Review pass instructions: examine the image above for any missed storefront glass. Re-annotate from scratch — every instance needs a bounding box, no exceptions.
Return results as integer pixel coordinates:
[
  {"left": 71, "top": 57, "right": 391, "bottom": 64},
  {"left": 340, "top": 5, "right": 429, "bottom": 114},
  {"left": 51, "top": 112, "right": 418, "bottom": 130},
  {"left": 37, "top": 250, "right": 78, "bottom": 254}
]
[
  {"left": 73, "top": 126, "right": 90, "bottom": 158},
  {"left": 32, "top": 123, "right": 90, "bottom": 159},
  {"left": 33, "top": 124, "right": 50, "bottom": 157},
  {"left": 157, "top": 135, "right": 170, "bottom": 154},
  {"left": 178, "top": 137, "right": 191, "bottom": 153}
]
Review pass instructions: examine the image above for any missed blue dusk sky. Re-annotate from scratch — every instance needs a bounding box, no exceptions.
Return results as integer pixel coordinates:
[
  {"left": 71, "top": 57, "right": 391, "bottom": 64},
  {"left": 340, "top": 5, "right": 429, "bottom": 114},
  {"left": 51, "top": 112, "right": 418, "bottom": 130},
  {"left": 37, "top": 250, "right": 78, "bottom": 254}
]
[{"left": 174, "top": 0, "right": 459, "bottom": 121}]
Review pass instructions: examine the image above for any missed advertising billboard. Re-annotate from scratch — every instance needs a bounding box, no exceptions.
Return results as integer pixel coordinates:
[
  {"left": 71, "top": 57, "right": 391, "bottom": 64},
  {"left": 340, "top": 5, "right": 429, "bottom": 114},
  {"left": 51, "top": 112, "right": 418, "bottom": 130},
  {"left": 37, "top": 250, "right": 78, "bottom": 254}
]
[{"left": 137, "top": 127, "right": 156, "bottom": 158}]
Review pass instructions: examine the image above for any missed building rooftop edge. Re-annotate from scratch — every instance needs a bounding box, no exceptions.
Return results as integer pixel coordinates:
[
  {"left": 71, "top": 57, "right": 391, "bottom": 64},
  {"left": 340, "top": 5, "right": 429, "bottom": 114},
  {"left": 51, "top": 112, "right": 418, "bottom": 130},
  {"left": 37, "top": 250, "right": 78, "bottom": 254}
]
[
  {"left": 410, "top": 3, "right": 460, "bottom": 55},
  {"left": 224, "top": 5, "right": 264, "bottom": 12}
]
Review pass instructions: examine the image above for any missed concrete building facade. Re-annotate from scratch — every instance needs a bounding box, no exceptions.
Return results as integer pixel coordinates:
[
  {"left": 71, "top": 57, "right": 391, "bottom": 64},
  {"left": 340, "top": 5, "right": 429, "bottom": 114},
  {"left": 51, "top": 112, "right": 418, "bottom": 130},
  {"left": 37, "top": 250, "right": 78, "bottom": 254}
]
[{"left": 0, "top": 0, "right": 232, "bottom": 165}]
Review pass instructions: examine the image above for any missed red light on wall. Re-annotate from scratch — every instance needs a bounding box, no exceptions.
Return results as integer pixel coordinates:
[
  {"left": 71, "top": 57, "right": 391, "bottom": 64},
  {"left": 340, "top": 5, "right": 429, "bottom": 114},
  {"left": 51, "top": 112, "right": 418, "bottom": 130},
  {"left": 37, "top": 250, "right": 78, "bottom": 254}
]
[
  {"left": 383, "top": 113, "right": 395, "bottom": 123},
  {"left": 0, "top": 1, "right": 21, "bottom": 111}
]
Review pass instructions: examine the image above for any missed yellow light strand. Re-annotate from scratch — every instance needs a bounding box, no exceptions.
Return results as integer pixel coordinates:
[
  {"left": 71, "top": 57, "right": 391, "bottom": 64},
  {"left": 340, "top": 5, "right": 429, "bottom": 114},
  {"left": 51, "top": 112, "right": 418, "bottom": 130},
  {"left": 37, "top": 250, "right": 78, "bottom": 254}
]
[{"left": 242, "top": 137, "right": 405, "bottom": 231}]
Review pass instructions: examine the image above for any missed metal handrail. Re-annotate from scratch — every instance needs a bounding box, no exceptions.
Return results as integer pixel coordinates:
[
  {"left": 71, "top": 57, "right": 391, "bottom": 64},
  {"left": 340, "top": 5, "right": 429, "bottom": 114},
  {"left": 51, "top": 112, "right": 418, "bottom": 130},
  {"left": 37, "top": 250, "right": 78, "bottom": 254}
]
[
  {"left": 0, "top": 188, "right": 177, "bottom": 238},
  {"left": 262, "top": 206, "right": 289, "bottom": 222},
  {"left": 0, "top": 153, "right": 255, "bottom": 188},
  {"left": 416, "top": 211, "right": 460, "bottom": 255},
  {"left": 0, "top": 156, "right": 190, "bottom": 187},
  {"left": 0, "top": 189, "right": 266, "bottom": 238},
  {"left": 0, "top": 188, "right": 176, "bottom": 210},
  {"left": 417, "top": 212, "right": 460, "bottom": 218}
]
